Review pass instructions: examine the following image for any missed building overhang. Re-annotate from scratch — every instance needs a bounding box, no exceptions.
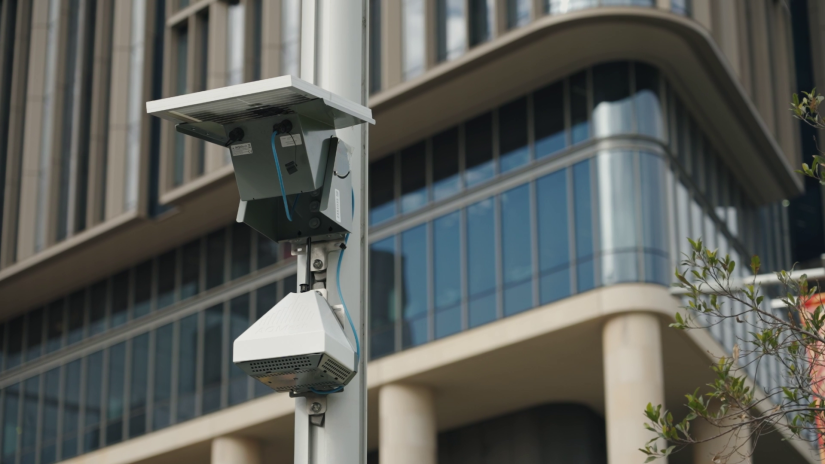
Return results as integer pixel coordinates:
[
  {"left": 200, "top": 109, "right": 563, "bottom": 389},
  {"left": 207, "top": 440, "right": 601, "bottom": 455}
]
[{"left": 368, "top": 7, "right": 803, "bottom": 205}]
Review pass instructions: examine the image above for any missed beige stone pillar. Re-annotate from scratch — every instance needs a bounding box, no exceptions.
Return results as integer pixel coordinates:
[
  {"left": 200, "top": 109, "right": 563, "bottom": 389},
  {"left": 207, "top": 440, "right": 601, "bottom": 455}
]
[
  {"left": 379, "top": 384, "right": 437, "bottom": 464},
  {"left": 603, "top": 313, "right": 666, "bottom": 464},
  {"left": 211, "top": 436, "right": 262, "bottom": 464},
  {"left": 692, "top": 414, "right": 752, "bottom": 464}
]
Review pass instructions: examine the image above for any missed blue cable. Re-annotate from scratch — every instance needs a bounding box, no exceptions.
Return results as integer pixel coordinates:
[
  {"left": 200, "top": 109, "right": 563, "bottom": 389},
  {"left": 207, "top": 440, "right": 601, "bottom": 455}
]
[
  {"left": 291, "top": 193, "right": 301, "bottom": 217},
  {"left": 270, "top": 131, "right": 292, "bottom": 221},
  {"left": 310, "top": 386, "right": 344, "bottom": 395}
]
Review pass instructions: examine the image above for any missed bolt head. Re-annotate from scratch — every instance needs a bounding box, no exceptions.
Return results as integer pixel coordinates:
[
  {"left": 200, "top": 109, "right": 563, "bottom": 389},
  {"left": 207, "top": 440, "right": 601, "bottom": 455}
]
[
  {"left": 311, "top": 402, "right": 323, "bottom": 413},
  {"left": 313, "top": 259, "right": 323, "bottom": 269}
]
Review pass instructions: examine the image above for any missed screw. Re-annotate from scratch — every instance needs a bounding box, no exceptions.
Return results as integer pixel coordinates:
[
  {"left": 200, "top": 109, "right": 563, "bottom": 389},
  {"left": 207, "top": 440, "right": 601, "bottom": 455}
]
[
  {"left": 311, "top": 402, "right": 323, "bottom": 413},
  {"left": 313, "top": 259, "right": 323, "bottom": 269}
]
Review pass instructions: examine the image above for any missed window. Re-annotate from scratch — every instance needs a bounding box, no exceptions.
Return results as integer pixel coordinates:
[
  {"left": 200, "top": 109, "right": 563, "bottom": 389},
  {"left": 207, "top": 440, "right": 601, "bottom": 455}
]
[
  {"left": 25, "top": 307, "right": 43, "bottom": 361},
  {"left": 597, "top": 151, "right": 638, "bottom": 285},
  {"left": 195, "top": 10, "right": 209, "bottom": 176},
  {"left": 181, "top": 239, "right": 200, "bottom": 299},
  {"left": 61, "top": 360, "right": 81, "bottom": 459},
  {"left": 83, "top": 351, "right": 103, "bottom": 452},
  {"left": 573, "top": 160, "right": 594, "bottom": 292},
  {"left": 134, "top": 261, "right": 153, "bottom": 318},
  {"left": 402, "top": 0, "right": 425, "bottom": 80},
  {"left": 89, "top": 280, "right": 107, "bottom": 336},
  {"left": 672, "top": 0, "right": 691, "bottom": 15},
  {"left": 45, "top": 300, "right": 64, "bottom": 353},
  {"left": 499, "top": 97, "right": 529, "bottom": 173},
  {"left": 111, "top": 271, "right": 129, "bottom": 327},
  {"left": 537, "top": 170, "right": 570, "bottom": 304},
  {"left": 41, "top": 368, "right": 60, "bottom": 464},
  {"left": 400, "top": 142, "right": 427, "bottom": 213},
  {"left": 256, "top": 232, "right": 279, "bottom": 269},
  {"left": 534, "top": 81, "right": 566, "bottom": 159},
  {"left": 229, "top": 295, "right": 250, "bottom": 405},
  {"left": 67, "top": 291, "right": 85, "bottom": 345},
  {"left": 369, "top": 0, "right": 381, "bottom": 93},
  {"left": 593, "top": 62, "right": 632, "bottom": 137},
  {"left": 401, "top": 225, "right": 428, "bottom": 348},
  {"left": 226, "top": 0, "right": 245, "bottom": 85},
  {"left": 570, "top": 71, "right": 589, "bottom": 144},
  {"left": 281, "top": 0, "right": 301, "bottom": 76},
  {"left": 6, "top": 316, "right": 22, "bottom": 369},
  {"left": 252, "top": 0, "right": 263, "bottom": 80},
  {"left": 369, "top": 156, "right": 395, "bottom": 225},
  {"left": 106, "top": 342, "right": 126, "bottom": 445},
  {"left": 432, "top": 127, "right": 461, "bottom": 201},
  {"left": 434, "top": 212, "right": 461, "bottom": 338},
  {"left": 202, "top": 305, "right": 223, "bottom": 414},
  {"left": 546, "top": 0, "right": 597, "bottom": 14},
  {"left": 465, "top": 112, "right": 494, "bottom": 187},
  {"left": 507, "top": 0, "right": 531, "bottom": 29},
  {"left": 19, "top": 375, "right": 39, "bottom": 463},
  {"left": 231, "top": 222, "right": 251, "bottom": 280},
  {"left": 436, "top": 0, "right": 466, "bottom": 63},
  {"left": 2, "top": 383, "right": 18, "bottom": 462},
  {"left": 467, "top": 198, "right": 496, "bottom": 327},
  {"left": 206, "top": 228, "right": 226, "bottom": 289},
  {"left": 501, "top": 185, "right": 533, "bottom": 315},
  {"left": 370, "top": 238, "right": 396, "bottom": 358},
  {"left": 153, "top": 323, "right": 173, "bottom": 430},
  {"left": 177, "top": 314, "right": 198, "bottom": 422},
  {"left": 129, "top": 334, "right": 149, "bottom": 438},
  {"left": 469, "top": 0, "right": 494, "bottom": 47},
  {"left": 173, "top": 25, "right": 188, "bottom": 187},
  {"left": 634, "top": 63, "right": 663, "bottom": 139}
]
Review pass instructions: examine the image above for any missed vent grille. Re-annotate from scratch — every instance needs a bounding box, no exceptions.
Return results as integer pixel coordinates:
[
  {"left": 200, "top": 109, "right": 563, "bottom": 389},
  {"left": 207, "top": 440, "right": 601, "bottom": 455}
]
[
  {"left": 177, "top": 93, "right": 313, "bottom": 125},
  {"left": 320, "top": 357, "right": 351, "bottom": 381},
  {"left": 272, "top": 381, "right": 338, "bottom": 393},
  {"left": 248, "top": 356, "right": 313, "bottom": 374}
]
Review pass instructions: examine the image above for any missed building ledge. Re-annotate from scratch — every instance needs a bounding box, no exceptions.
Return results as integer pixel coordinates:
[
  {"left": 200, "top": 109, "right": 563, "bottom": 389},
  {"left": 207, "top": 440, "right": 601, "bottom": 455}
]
[{"left": 368, "top": 7, "right": 802, "bottom": 204}]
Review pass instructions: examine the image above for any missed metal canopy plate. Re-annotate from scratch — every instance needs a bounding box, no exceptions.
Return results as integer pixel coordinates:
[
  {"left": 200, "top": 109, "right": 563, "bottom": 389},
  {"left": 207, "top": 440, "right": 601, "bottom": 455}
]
[{"left": 145, "top": 75, "right": 374, "bottom": 129}]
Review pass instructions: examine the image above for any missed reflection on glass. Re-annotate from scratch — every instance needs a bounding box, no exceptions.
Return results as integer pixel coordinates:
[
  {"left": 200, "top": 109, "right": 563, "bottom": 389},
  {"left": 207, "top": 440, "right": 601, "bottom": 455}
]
[
  {"left": 432, "top": 127, "right": 461, "bottom": 201},
  {"left": 499, "top": 97, "right": 529, "bottom": 173},
  {"left": 281, "top": 0, "right": 301, "bottom": 76},
  {"left": 507, "top": 0, "right": 530, "bottom": 29},
  {"left": 226, "top": 1, "right": 245, "bottom": 85},
  {"left": 6, "top": 316, "right": 22, "bottom": 369},
  {"left": 434, "top": 212, "right": 461, "bottom": 338},
  {"left": 177, "top": 314, "right": 198, "bottom": 422},
  {"left": 534, "top": 81, "right": 566, "bottom": 159},
  {"left": 573, "top": 160, "right": 594, "bottom": 292},
  {"left": 593, "top": 62, "right": 632, "bottom": 137},
  {"left": 125, "top": 0, "right": 147, "bottom": 210},
  {"left": 369, "top": 156, "right": 395, "bottom": 225},
  {"left": 400, "top": 142, "right": 427, "bottom": 213},
  {"left": 467, "top": 198, "right": 496, "bottom": 327},
  {"left": 68, "top": 291, "right": 85, "bottom": 344},
  {"left": 203, "top": 305, "right": 223, "bottom": 414},
  {"left": 469, "top": 0, "right": 494, "bottom": 47},
  {"left": 537, "top": 170, "right": 570, "bottom": 304},
  {"left": 106, "top": 342, "right": 126, "bottom": 445},
  {"left": 675, "top": 179, "right": 691, "bottom": 260},
  {"left": 41, "top": 368, "right": 60, "bottom": 464},
  {"left": 370, "top": 238, "right": 396, "bottom": 358},
  {"left": 437, "top": 0, "right": 465, "bottom": 62},
  {"left": 570, "top": 71, "right": 589, "bottom": 144},
  {"left": 25, "top": 308, "right": 43, "bottom": 362},
  {"left": 402, "top": 226, "right": 428, "bottom": 347},
  {"left": 465, "top": 112, "right": 494, "bottom": 187},
  {"left": 257, "top": 232, "right": 279, "bottom": 269},
  {"left": 598, "top": 151, "right": 638, "bottom": 285},
  {"left": 62, "top": 360, "right": 81, "bottom": 459},
  {"left": 502, "top": 185, "right": 533, "bottom": 315},
  {"left": 84, "top": 351, "right": 103, "bottom": 452},
  {"left": 634, "top": 63, "right": 663, "bottom": 139},
  {"left": 640, "top": 153, "right": 669, "bottom": 284},
  {"left": 231, "top": 223, "right": 251, "bottom": 280},
  {"left": 403, "top": 0, "right": 425, "bottom": 80},
  {"left": 46, "top": 300, "right": 64, "bottom": 353},
  {"left": 672, "top": 0, "right": 691, "bottom": 15},
  {"left": 546, "top": 0, "right": 598, "bottom": 14},
  {"left": 230, "top": 295, "right": 250, "bottom": 405},
  {"left": 153, "top": 323, "right": 173, "bottom": 430},
  {"left": 129, "top": 334, "right": 149, "bottom": 438}
]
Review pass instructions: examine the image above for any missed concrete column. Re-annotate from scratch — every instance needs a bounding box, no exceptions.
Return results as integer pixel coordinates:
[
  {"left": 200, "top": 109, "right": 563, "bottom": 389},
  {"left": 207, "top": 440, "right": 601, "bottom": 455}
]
[
  {"left": 211, "top": 436, "right": 262, "bottom": 464},
  {"left": 692, "top": 415, "right": 752, "bottom": 464},
  {"left": 603, "top": 313, "right": 666, "bottom": 464},
  {"left": 379, "top": 384, "right": 437, "bottom": 464}
]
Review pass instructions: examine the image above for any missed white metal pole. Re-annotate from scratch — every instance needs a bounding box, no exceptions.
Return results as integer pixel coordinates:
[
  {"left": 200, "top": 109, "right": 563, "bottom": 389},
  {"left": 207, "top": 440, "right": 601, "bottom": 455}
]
[{"left": 295, "top": 1, "right": 368, "bottom": 463}]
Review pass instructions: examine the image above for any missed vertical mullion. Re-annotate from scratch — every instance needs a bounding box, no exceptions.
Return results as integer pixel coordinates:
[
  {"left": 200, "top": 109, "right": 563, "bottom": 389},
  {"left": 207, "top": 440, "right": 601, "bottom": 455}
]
[
  {"left": 169, "top": 320, "right": 179, "bottom": 425},
  {"left": 394, "top": 233, "right": 402, "bottom": 354},
  {"left": 247, "top": 289, "right": 256, "bottom": 399},
  {"left": 225, "top": 225, "right": 232, "bottom": 284},
  {"left": 567, "top": 166, "right": 576, "bottom": 295},
  {"left": 250, "top": 227, "right": 259, "bottom": 271},
  {"left": 526, "top": 92, "right": 535, "bottom": 162},
  {"left": 14, "top": 379, "right": 21, "bottom": 464},
  {"left": 76, "top": 356, "right": 87, "bottom": 459},
  {"left": 34, "top": 372, "right": 44, "bottom": 464},
  {"left": 99, "top": 347, "right": 109, "bottom": 447},
  {"left": 590, "top": 155, "right": 600, "bottom": 288},
  {"left": 633, "top": 151, "right": 644, "bottom": 282},
  {"left": 145, "top": 329, "right": 156, "bottom": 434},
  {"left": 122, "top": 337, "right": 133, "bottom": 440},
  {"left": 221, "top": 302, "right": 230, "bottom": 409}
]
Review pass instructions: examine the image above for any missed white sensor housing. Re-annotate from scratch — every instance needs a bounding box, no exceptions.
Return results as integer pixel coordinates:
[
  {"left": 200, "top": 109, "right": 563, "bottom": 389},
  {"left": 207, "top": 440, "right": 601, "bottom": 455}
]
[{"left": 233, "top": 291, "right": 356, "bottom": 394}]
